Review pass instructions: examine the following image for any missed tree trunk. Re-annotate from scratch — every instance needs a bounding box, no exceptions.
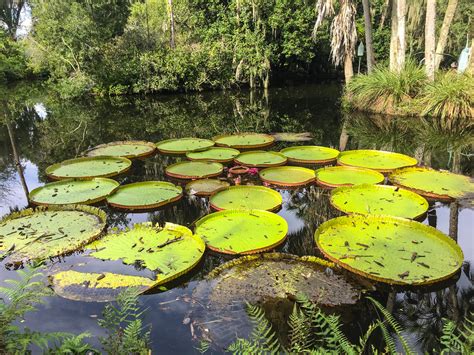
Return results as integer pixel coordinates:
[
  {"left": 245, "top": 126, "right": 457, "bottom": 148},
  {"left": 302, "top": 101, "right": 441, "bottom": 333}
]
[
  {"left": 168, "top": 0, "right": 176, "bottom": 48},
  {"left": 389, "top": 0, "right": 398, "bottom": 71},
  {"left": 344, "top": 55, "right": 354, "bottom": 83},
  {"left": 435, "top": 0, "right": 458, "bottom": 69},
  {"left": 378, "top": 0, "right": 390, "bottom": 30},
  {"left": 467, "top": 39, "right": 474, "bottom": 74},
  {"left": 390, "top": 0, "right": 405, "bottom": 72},
  {"left": 425, "top": 0, "right": 436, "bottom": 81},
  {"left": 362, "top": 0, "right": 376, "bottom": 72},
  {"left": 6, "top": 118, "right": 29, "bottom": 200}
]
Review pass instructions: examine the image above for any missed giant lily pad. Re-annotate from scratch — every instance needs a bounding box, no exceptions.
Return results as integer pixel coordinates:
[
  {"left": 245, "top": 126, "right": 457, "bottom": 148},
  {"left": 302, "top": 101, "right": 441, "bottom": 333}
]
[
  {"left": 186, "top": 147, "right": 240, "bottom": 163},
  {"left": 50, "top": 223, "right": 205, "bottom": 302},
  {"left": 280, "top": 145, "right": 340, "bottom": 164},
  {"left": 389, "top": 167, "right": 474, "bottom": 202},
  {"left": 315, "top": 166, "right": 385, "bottom": 188},
  {"left": 271, "top": 132, "right": 313, "bottom": 142},
  {"left": 210, "top": 185, "right": 283, "bottom": 211},
  {"left": 315, "top": 215, "right": 464, "bottom": 285},
  {"left": 106, "top": 181, "right": 182, "bottom": 210},
  {"left": 330, "top": 184, "right": 429, "bottom": 219},
  {"left": 337, "top": 150, "right": 417, "bottom": 173},
  {"left": 185, "top": 179, "right": 230, "bottom": 197},
  {"left": 156, "top": 138, "right": 215, "bottom": 154},
  {"left": 194, "top": 210, "right": 288, "bottom": 254},
  {"left": 29, "top": 178, "right": 119, "bottom": 206},
  {"left": 0, "top": 205, "right": 106, "bottom": 264},
  {"left": 165, "top": 161, "right": 223, "bottom": 179},
  {"left": 85, "top": 140, "right": 157, "bottom": 159},
  {"left": 234, "top": 150, "right": 287, "bottom": 168},
  {"left": 46, "top": 156, "right": 131, "bottom": 180},
  {"left": 259, "top": 166, "right": 316, "bottom": 187},
  {"left": 213, "top": 133, "right": 275, "bottom": 149}
]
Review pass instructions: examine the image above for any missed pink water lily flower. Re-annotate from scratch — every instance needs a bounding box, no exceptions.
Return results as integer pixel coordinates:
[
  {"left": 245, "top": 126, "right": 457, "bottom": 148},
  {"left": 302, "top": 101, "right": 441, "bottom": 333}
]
[{"left": 248, "top": 168, "right": 259, "bottom": 175}]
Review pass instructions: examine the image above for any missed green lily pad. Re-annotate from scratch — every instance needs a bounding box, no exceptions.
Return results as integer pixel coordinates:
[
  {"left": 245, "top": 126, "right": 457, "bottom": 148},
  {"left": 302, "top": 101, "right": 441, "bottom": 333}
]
[
  {"left": 185, "top": 179, "right": 230, "bottom": 197},
  {"left": 29, "top": 178, "right": 119, "bottom": 206},
  {"left": 165, "top": 161, "right": 224, "bottom": 179},
  {"left": 315, "top": 166, "right": 385, "bottom": 188},
  {"left": 186, "top": 147, "right": 240, "bottom": 163},
  {"left": 0, "top": 205, "right": 106, "bottom": 264},
  {"left": 194, "top": 210, "right": 288, "bottom": 255},
  {"left": 280, "top": 145, "right": 340, "bottom": 164},
  {"left": 315, "top": 215, "right": 464, "bottom": 285},
  {"left": 330, "top": 184, "right": 429, "bottom": 219},
  {"left": 234, "top": 150, "right": 287, "bottom": 168},
  {"left": 46, "top": 156, "right": 132, "bottom": 180},
  {"left": 210, "top": 186, "right": 283, "bottom": 211},
  {"left": 213, "top": 133, "right": 275, "bottom": 149},
  {"left": 271, "top": 132, "right": 313, "bottom": 142},
  {"left": 156, "top": 138, "right": 215, "bottom": 154},
  {"left": 85, "top": 140, "right": 157, "bottom": 159},
  {"left": 50, "top": 222, "right": 205, "bottom": 302},
  {"left": 389, "top": 167, "right": 474, "bottom": 202},
  {"left": 106, "top": 181, "right": 182, "bottom": 210},
  {"left": 259, "top": 166, "right": 316, "bottom": 187},
  {"left": 337, "top": 150, "right": 418, "bottom": 173}
]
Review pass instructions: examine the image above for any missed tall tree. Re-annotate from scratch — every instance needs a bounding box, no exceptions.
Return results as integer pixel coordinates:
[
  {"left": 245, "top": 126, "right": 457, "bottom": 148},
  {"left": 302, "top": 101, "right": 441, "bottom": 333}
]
[
  {"left": 389, "top": 0, "right": 406, "bottom": 73},
  {"left": 168, "top": 0, "right": 176, "bottom": 48},
  {"left": 435, "top": 0, "right": 458, "bottom": 69},
  {"left": 361, "top": 0, "right": 375, "bottom": 72},
  {"left": 0, "top": 0, "right": 25, "bottom": 40},
  {"left": 424, "top": 0, "right": 436, "bottom": 81}
]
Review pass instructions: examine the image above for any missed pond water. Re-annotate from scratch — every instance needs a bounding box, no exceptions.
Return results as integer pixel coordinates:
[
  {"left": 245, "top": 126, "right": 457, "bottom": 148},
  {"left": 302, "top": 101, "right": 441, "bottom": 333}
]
[{"left": 0, "top": 83, "right": 472, "bottom": 353}]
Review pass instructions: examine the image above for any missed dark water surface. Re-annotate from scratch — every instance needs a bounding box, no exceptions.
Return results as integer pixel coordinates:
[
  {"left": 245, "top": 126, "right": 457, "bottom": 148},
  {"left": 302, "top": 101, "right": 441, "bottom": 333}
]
[{"left": 0, "top": 83, "right": 472, "bottom": 354}]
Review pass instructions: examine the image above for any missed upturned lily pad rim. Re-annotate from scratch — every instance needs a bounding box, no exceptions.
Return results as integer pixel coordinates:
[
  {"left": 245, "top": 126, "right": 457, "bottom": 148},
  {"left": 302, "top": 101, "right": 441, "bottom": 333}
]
[
  {"left": 259, "top": 166, "right": 316, "bottom": 187},
  {"left": 213, "top": 133, "right": 275, "bottom": 149},
  {"left": 186, "top": 147, "right": 241, "bottom": 163},
  {"left": 280, "top": 145, "right": 340, "bottom": 164},
  {"left": 84, "top": 140, "right": 157, "bottom": 159},
  {"left": 315, "top": 215, "right": 464, "bottom": 285},
  {"left": 194, "top": 209, "right": 288, "bottom": 255},
  {"left": 185, "top": 179, "right": 230, "bottom": 197},
  {"left": 389, "top": 166, "right": 473, "bottom": 202},
  {"left": 45, "top": 156, "right": 132, "bottom": 180},
  {"left": 337, "top": 149, "right": 418, "bottom": 173},
  {"left": 234, "top": 150, "right": 288, "bottom": 168},
  {"left": 28, "top": 178, "right": 120, "bottom": 206},
  {"left": 155, "top": 138, "right": 215, "bottom": 154},
  {"left": 315, "top": 166, "right": 385, "bottom": 189},
  {"left": 165, "top": 161, "right": 224, "bottom": 179},
  {"left": 209, "top": 185, "right": 283, "bottom": 212},
  {"left": 329, "top": 184, "right": 429, "bottom": 220},
  {"left": 106, "top": 181, "right": 183, "bottom": 210}
]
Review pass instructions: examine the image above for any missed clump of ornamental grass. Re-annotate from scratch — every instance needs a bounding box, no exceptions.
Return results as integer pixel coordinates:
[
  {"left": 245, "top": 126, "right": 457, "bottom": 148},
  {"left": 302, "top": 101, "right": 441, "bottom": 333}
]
[{"left": 344, "top": 61, "right": 426, "bottom": 115}]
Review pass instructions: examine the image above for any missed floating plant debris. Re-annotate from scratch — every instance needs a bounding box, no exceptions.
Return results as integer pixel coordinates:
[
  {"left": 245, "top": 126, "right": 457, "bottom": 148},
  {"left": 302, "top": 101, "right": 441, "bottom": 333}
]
[
  {"left": 45, "top": 156, "right": 131, "bottom": 180},
  {"left": 330, "top": 184, "right": 429, "bottom": 219},
  {"left": 29, "top": 178, "right": 119, "bottom": 206},
  {"left": 186, "top": 147, "right": 240, "bottom": 163},
  {"left": 210, "top": 185, "right": 283, "bottom": 211},
  {"left": 165, "top": 161, "right": 224, "bottom": 179},
  {"left": 106, "top": 181, "right": 182, "bottom": 210},
  {"left": 280, "top": 145, "right": 340, "bottom": 164},
  {"left": 213, "top": 133, "right": 274, "bottom": 149},
  {"left": 234, "top": 150, "right": 287, "bottom": 168},
  {"left": 194, "top": 209, "right": 288, "bottom": 254},
  {"left": 85, "top": 140, "right": 157, "bottom": 159},
  {"left": 259, "top": 166, "right": 316, "bottom": 187},
  {"left": 315, "top": 166, "right": 385, "bottom": 188},
  {"left": 337, "top": 150, "right": 418, "bottom": 173},
  {"left": 156, "top": 138, "right": 215, "bottom": 154},
  {"left": 389, "top": 167, "right": 474, "bottom": 202},
  {"left": 0, "top": 205, "right": 106, "bottom": 264},
  {"left": 271, "top": 132, "right": 313, "bottom": 142},
  {"left": 185, "top": 179, "right": 230, "bottom": 197},
  {"left": 315, "top": 215, "right": 463, "bottom": 285},
  {"left": 50, "top": 223, "right": 205, "bottom": 302}
]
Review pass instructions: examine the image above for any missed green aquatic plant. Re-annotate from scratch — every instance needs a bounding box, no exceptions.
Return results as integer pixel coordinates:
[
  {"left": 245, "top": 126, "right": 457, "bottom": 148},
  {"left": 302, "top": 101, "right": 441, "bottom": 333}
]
[
  {"left": 280, "top": 146, "right": 340, "bottom": 165},
  {"left": 0, "top": 205, "right": 106, "bottom": 264},
  {"left": 315, "top": 166, "right": 385, "bottom": 188},
  {"left": 85, "top": 140, "right": 157, "bottom": 159},
  {"left": 45, "top": 156, "right": 132, "bottom": 180},
  {"left": 186, "top": 147, "right": 240, "bottom": 163},
  {"left": 210, "top": 185, "right": 283, "bottom": 211},
  {"left": 29, "top": 178, "right": 119, "bottom": 206},
  {"left": 165, "top": 161, "right": 224, "bottom": 179},
  {"left": 315, "top": 215, "right": 464, "bottom": 285},
  {"left": 234, "top": 150, "right": 288, "bottom": 168},
  {"left": 337, "top": 150, "right": 418, "bottom": 173},
  {"left": 330, "top": 184, "right": 429, "bottom": 219},
  {"left": 106, "top": 181, "right": 182, "bottom": 210},
  {"left": 155, "top": 138, "right": 215, "bottom": 154},
  {"left": 185, "top": 179, "right": 230, "bottom": 197},
  {"left": 259, "top": 166, "right": 316, "bottom": 187},
  {"left": 194, "top": 210, "right": 288, "bottom": 255},
  {"left": 271, "top": 132, "right": 313, "bottom": 142},
  {"left": 213, "top": 133, "right": 275, "bottom": 149}
]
